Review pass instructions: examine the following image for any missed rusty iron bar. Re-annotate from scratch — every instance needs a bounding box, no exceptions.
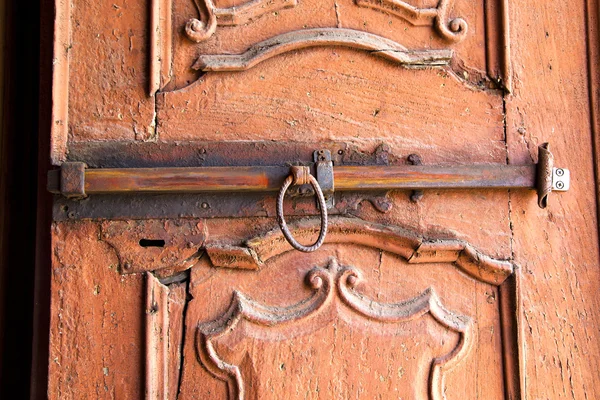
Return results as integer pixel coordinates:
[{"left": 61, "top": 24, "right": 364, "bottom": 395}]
[
  {"left": 48, "top": 163, "right": 537, "bottom": 197},
  {"left": 334, "top": 165, "right": 536, "bottom": 190}
]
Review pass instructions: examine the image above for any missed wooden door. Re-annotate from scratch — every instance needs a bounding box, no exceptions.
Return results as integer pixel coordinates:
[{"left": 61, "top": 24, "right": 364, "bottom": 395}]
[{"left": 46, "top": 0, "right": 600, "bottom": 398}]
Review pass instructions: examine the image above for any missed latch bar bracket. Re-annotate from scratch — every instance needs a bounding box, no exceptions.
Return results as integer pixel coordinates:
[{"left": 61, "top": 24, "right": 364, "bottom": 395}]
[{"left": 314, "top": 149, "right": 334, "bottom": 209}]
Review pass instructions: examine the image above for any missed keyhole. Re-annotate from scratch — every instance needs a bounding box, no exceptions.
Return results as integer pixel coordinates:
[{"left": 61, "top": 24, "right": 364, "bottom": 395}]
[{"left": 139, "top": 239, "right": 165, "bottom": 248}]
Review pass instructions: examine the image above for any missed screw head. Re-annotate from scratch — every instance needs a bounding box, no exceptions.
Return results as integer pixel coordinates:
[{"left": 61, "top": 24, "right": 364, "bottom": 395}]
[
  {"left": 201, "top": 202, "right": 209, "bottom": 209},
  {"left": 123, "top": 262, "right": 132, "bottom": 270},
  {"left": 556, "top": 181, "right": 564, "bottom": 189},
  {"left": 556, "top": 168, "right": 564, "bottom": 176}
]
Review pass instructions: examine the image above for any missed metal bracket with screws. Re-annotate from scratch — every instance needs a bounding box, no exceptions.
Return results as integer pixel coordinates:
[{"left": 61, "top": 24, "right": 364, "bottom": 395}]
[
  {"left": 314, "top": 149, "right": 335, "bottom": 209},
  {"left": 551, "top": 167, "right": 570, "bottom": 191},
  {"left": 407, "top": 153, "right": 424, "bottom": 202}
]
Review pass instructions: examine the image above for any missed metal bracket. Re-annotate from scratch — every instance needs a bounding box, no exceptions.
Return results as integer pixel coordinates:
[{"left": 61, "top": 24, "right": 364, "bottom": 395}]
[
  {"left": 58, "top": 162, "right": 87, "bottom": 199},
  {"left": 314, "top": 149, "right": 335, "bottom": 209},
  {"left": 551, "top": 167, "right": 570, "bottom": 192},
  {"left": 536, "top": 143, "right": 570, "bottom": 208}
]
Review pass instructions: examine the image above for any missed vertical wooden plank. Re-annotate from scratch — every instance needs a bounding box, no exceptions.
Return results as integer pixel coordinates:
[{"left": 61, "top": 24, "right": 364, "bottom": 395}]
[
  {"left": 49, "top": 221, "right": 145, "bottom": 398},
  {"left": 499, "top": 273, "right": 523, "bottom": 400},
  {"left": 150, "top": 0, "right": 173, "bottom": 96},
  {"left": 506, "top": 0, "right": 600, "bottom": 397},
  {"left": 587, "top": 0, "right": 600, "bottom": 248},
  {"left": 50, "top": 0, "right": 70, "bottom": 164},
  {"left": 146, "top": 273, "right": 169, "bottom": 399}
]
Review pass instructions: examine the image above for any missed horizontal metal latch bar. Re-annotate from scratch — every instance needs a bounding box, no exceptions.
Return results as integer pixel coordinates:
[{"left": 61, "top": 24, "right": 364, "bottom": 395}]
[
  {"left": 47, "top": 143, "right": 569, "bottom": 209},
  {"left": 334, "top": 165, "right": 536, "bottom": 190},
  {"left": 48, "top": 164, "right": 536, "bottom": 194}
]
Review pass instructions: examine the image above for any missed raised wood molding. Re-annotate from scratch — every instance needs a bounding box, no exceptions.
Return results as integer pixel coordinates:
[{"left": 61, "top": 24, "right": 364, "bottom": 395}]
[
  {"left": 204, "top": 217, "right": 513, "bottom": 285},
  {"left": 49, "top": 0, "right": 513, "bottom": 161},
  {"left": 138, "top": 218, "right": 522, "bottom": 398},
  {"left": 185, "top": 0, "right": 298, "bottom": 43},
  {"left": 196, "top": 258, "right": 473, "bottom": 400},
  {"left": 50, "top": 0, "right": 71, "bottom": 164},
  {"left": 145, "top": 273, "right": 169, "bottom": 399},
  {"left": 485, "top": 0, "right": 511, "bottom": 91},
  {"left": 354, "top": 0, "right": 468, "bottom": 43},
  {"left": 192, "top": 28, "right": 453, "bottom": 72},
  {"left": 145, "top": 273, "right": 187, "bottom": 399},
  {"left": 150, "top": 0, "right": 173, "bottom": 95},
  {"left": 187, "top": 0, "right": 466, "bottom": 43}
]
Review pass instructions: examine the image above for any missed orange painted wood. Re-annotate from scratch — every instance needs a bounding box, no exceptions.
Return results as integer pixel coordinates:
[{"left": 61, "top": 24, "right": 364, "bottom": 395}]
[
  {"left": 49, "top": 222, "right": 145, "bottom": 398},
  {"left": 505, "top": 0, "right": 600, "bottom": 397},
  {"left": 47, "top": 0, "right": 600, "bottom": 398}
]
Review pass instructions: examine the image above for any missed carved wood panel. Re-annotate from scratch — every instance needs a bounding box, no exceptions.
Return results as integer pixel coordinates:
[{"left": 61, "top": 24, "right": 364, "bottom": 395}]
[
  {"left": 195, "top": 258, "right": 473, "bottom": 400},
  {"left": 140, "top": 218, "right": 520, "bottom": 399},
  {"left": 52, "top": 0, "right": 510, "bottom": 164},
  {"left": 45, "top": 0, "right": 600, "bottom": 397}
]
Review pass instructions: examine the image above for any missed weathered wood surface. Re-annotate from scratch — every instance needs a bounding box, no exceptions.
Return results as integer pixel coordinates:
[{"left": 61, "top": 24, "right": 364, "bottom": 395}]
[
  {"left": 49, "top": 222, "right": 145, "bottom": 398},
  {"left": 50, "top": 217, "right": 512, "bottom": 398},
  {"left": 47, "top": 0, "right": 600, "bottom": 398},
  {"left": 505, "top": 0, "right": 600, "bottom": 397},
  {"left": 184, "top": 250, "right": 505, "bottom": 399},
  {"left": 64, "top": 0, "right": 156, "bottom": 145}
]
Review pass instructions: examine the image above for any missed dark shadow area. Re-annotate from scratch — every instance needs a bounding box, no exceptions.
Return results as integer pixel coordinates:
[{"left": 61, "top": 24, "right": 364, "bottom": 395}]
[{"left": 1, "top": 0, "right": 51, "bottom": 398}]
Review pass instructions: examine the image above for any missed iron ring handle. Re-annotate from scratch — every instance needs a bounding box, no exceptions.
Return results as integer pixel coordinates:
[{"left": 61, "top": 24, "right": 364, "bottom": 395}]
[{"left": 276, "top": 166, "right": 328, "bottom": 252}]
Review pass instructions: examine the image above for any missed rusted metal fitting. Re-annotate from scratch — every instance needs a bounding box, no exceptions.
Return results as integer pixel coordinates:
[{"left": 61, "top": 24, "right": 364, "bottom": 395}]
[
  {"left": 59, "top": 162, "right": 87, "bottom": 199},
  {"left": 291, "top": 165, "right": 311, "bottom": 186},
  {"left": 314, "top": 149, "right": 334, "bottom": 209},
  {"left": 536, "top": 143, "right": 553, "bottom": 208},
  {"left": 536, "top": 143, "right": 570, "bottom": 209},
  {"left": 277, "top": 167, "right": 328, "bottom": 252},
  {"left": 407, "top": 153, "right": 424, "bottom": 202}
]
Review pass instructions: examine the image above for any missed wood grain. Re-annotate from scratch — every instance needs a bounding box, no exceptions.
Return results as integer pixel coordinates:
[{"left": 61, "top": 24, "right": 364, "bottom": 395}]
[
  {"left": 181, "top": 245, "right": 507, "bottom": 399},
  {"left": 48, "top": 221, "right": 145, "bottom": 398},
  {"left": 506, "top": 0, "right": 600, "bottom": 397},
  {"left": 159, "top": 49, "right": 505, "bottom": 162},
  {"left": 67, "top": 0, "right": 155, "bottom": 142},
  {"left": 45, "top": 0, "right": 600, "bottom": 398}
]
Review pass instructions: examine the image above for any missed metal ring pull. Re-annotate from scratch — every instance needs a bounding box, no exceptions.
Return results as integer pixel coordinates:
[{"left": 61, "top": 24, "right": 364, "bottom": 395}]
[{"left": 277, "top": 166, "right": 328, "bottom": 252}]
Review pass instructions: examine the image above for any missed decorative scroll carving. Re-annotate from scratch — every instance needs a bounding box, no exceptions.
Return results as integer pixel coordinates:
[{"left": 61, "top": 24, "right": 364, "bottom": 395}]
[
  {"left": 197, "top": 265, "right": 334, "bottom": 400},
  {"left": 203, "top": 217, "right": 513, "bottom": 285},
  {"left": 185, "top": 0, "right": 466, "bottom": 44},
  {"left": 196, "top": 258, "right": 472, "bottom": 400},
  {"left": 354, "top": 0, "right": 468, "bottom": 43},
  {"left": 185, "top": 0, "right": 298, "bottom": 42},
  {"left": 193, "top": 28, "right": 453, "bottom": 72}
]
